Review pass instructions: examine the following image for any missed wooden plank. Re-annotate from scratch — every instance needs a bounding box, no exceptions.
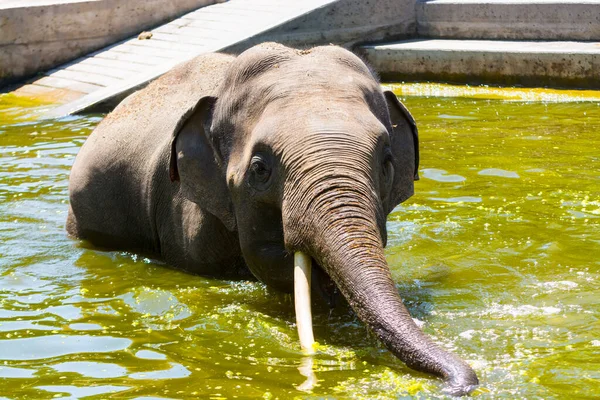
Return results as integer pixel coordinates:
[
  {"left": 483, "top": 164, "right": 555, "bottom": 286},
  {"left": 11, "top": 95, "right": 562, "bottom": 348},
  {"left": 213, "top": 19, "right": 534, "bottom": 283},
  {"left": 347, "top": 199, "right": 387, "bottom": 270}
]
[
  {"left": 149, "top": 32, "right": 220, "bottom": 47},
  {"left": 29, "top": 43, "right": 153, "bottom": 77},
  {"left": 185, "top": 20, "right": 279, "bottom": 38},
  {"left": 60, "top": 63, "right": 137, "bottom": 80},
  {"left": 162, "top": 18, "right": 195, "bottom": 28},
  {"left": 182, "top": 10, "right": 252, "bottom": 22},
  {"left": 247, "top": 0, "right": 315, "bottom": 6},
  {"left": 191, "top": 7, "right": 280, "bottom": 17},
  {"left": 197, "top": 1, "right": 299, "bottom": 13},
  {"left": 47, "top": 69, "right": 124, "bottom": 87},
  {"left": 184, "top": 18, "right": 254, "bottom": 32},
  {"left": 33, "top": 76, "right": 104, "bottom": 94},
  {"left": 78, "top": 57, "right": 149, "bottom": 72},
  {"left": 110, "top": 43, "right": 188, "bottom": 59},
  {"left": 184, "top": 14, "right": 285, "bottom": 32},
  {"left": 94, "top": 51, "right": 169, "bottom": 66},
  {"left": 125, "top": 37, "right": 206, "bottom": 53},
  {"left": 157, "top": 23, "right": 210, "bottom": 34},
  {"left": 183, "top": 10, "right": 273, "bottom": 23},
  {"left": 219, "top": 3, "right": 286, "bottom": 12},
  {"left": 190, "top": 9, "right": 278, "bottom": 21},
  {"left": 154, "top": 24, "right": 233, "bottom": 38}
]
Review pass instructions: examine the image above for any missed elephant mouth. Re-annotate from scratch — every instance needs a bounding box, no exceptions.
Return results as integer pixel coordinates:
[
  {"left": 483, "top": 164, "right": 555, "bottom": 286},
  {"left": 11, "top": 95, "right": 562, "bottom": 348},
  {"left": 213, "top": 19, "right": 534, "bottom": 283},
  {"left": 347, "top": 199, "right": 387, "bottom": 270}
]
[
  {"left": 311, "top": 258, "right": 341, "bottom": 310},
  {"left": 252, "top": 242, "right": 340, "bottom": 307}
]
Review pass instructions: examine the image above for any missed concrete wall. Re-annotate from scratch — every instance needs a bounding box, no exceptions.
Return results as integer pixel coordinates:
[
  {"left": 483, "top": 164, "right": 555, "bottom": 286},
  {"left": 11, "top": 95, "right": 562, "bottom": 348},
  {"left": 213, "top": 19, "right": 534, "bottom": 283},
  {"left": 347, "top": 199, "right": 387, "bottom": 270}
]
[
  {"left": 360, "top": 40, "right": 600, "bottom": 89},
  {"left": 416, "top": 0, "right": 600, "bottom": 41},
  {"left": 0, "top": 0, "right": 221, "bottom": 86},
  {"left": 225, "top": 0, "right": 417, "bottom": 53}
]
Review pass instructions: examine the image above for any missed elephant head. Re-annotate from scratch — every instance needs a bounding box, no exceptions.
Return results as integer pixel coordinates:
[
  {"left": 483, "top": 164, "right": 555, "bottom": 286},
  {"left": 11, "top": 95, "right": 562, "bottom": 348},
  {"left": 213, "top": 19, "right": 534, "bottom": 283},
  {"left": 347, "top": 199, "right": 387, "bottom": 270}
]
[{"left": 169, "top": 43, "right": 478, "bottom": 395}]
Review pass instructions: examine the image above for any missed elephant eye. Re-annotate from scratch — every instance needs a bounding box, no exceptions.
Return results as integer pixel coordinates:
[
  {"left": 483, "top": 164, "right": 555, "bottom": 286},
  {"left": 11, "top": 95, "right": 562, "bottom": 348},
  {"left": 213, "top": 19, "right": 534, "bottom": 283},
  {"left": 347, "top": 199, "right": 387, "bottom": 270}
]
[{"left": 249, "top": 154, "right": 272, "bottom": 189}]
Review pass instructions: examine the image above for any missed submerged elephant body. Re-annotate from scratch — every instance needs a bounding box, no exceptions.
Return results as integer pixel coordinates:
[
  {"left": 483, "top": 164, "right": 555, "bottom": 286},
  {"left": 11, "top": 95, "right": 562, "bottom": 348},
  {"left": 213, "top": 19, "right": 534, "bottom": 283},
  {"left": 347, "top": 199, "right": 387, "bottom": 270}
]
[{"left": 67, "top": 43, "right": 478, "bottom": 395}]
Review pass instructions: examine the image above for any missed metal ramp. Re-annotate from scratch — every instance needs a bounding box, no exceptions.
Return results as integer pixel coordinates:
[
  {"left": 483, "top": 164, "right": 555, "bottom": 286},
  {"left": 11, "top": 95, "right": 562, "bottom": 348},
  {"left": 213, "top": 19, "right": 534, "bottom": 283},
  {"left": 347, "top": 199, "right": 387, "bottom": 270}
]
[{"left": 12, "top": 0, "right": 337, "bottom": 117}]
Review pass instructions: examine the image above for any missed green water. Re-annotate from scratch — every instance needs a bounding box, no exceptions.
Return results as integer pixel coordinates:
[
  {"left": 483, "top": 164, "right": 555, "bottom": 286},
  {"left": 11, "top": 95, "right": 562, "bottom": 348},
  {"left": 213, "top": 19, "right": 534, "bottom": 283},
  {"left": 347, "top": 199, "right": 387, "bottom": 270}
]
[{"left": 0, "top": 86, "right": 598, "bottom": 399}]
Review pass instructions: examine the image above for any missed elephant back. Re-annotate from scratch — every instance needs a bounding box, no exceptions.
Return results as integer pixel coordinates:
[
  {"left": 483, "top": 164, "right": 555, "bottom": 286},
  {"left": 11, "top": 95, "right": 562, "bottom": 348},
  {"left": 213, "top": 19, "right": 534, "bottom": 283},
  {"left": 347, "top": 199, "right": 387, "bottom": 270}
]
[
  {"left": 68, "top": 53, "right": 235, "bottom": 253},
  {"left": 100, "top": 53, "right": 235, "bottom": 145}
]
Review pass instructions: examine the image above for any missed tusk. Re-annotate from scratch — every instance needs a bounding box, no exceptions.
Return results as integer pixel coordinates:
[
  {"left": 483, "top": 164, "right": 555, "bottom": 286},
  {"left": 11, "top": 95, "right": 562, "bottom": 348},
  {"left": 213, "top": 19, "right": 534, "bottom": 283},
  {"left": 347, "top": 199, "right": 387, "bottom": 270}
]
[{"left": 294, "top": 251, "right": 315, "bottom": 354}]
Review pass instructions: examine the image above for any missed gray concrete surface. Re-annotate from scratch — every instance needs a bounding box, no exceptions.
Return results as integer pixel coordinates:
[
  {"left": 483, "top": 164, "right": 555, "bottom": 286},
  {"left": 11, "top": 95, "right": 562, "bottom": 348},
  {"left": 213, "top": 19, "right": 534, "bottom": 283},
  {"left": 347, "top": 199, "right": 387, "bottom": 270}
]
[
  {"left": 227, "top": 0, "right": 416, "bottom": 52},
  {"left": 0, "top": 0, "right": 221, "bottom": 86},
  {"left": 360, "top": 39, "right": 600, "bottom": 88},
  {"left": 417, "top": 0, "right": 600, "bottom": 41}
]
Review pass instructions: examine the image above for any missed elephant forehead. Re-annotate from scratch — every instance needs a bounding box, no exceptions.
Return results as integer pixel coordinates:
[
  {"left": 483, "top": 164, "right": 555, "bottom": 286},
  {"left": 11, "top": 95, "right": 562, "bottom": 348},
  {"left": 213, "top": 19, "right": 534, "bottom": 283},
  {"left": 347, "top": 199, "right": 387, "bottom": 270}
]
[
  {"left": 256, "top": 100, "right": 388, "bottom": 141},
  {"left": 221, "top": 59, "right": 379, "bottom": 113},
  {"left": 266, "top": 63, "right": 378, "bottom": 99},
  {"left": 226, "top": 43, "right": 375, "bottom": 89},
  {"left": 216, "top": 81, "right": 386, "bottom": 153}
]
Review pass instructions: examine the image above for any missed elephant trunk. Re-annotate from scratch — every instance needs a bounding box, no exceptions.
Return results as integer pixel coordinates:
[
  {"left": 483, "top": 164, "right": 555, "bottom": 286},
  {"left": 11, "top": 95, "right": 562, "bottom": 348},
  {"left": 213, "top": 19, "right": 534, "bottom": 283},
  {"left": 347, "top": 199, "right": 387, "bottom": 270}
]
[
  {"left": 318, "top": 220, "right": 477, "bottom": 395},
  {"left": 285, "top": 179, "right": 478, "bottom": 396}
]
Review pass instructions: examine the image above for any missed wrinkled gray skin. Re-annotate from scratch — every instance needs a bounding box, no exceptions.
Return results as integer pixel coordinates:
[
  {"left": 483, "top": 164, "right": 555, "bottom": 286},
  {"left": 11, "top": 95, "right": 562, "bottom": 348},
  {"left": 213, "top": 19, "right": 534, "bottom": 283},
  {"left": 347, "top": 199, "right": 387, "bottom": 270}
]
[{"left": 67, "top": 43, "right": 478, "bottom": 395}]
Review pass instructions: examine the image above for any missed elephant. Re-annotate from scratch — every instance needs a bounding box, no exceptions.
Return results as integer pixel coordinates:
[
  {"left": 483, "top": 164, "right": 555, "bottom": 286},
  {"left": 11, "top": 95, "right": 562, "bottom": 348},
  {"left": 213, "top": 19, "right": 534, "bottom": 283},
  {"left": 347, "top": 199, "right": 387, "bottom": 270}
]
[{"left": 67, "top": 43, "right": 478, "bottom": 395}]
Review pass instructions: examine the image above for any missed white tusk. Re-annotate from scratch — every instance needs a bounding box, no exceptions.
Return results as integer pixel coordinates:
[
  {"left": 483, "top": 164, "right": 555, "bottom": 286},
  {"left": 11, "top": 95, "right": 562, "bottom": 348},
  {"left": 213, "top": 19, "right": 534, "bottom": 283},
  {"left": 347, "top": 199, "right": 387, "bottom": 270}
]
[{"left": 294, "top": 251, "right": 315, "bottom": 354}]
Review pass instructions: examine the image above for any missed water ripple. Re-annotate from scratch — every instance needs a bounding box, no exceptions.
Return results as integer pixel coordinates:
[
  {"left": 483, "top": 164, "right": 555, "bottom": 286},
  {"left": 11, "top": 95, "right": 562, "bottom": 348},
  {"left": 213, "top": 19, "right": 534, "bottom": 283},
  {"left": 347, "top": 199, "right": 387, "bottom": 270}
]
[{"left": 0, "top": 335, "right": 132, "bottom": 360}]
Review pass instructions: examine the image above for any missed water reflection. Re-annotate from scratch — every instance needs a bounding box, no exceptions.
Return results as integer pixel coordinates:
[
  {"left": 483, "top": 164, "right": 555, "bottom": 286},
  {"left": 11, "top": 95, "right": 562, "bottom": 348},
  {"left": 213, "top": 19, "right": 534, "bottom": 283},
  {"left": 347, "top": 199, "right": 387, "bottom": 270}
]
[
  {"left": 37, "top": 385, "right": 130, "bottom": 399},
  {"left": 0, "top": 335, "right": 132, "bottom": 360},
  {"left": 51, "top": 361, "right": 128, "bottom": 378},
  {"left": 421, "top": 168, "right": 466, "bottom": 182},
  {"left": 296, "top": 356, "right": 317, "bottom": 391},
  {"left": 478, "top": 168, "right": 520, "bottom": 178}
]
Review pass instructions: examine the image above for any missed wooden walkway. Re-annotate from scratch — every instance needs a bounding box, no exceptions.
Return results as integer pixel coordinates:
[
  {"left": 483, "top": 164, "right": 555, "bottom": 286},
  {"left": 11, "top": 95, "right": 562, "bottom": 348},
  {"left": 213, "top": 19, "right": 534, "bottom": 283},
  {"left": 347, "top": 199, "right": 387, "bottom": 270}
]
[{"left": 12, "top": 0, "right": 336, "bottom": 117}]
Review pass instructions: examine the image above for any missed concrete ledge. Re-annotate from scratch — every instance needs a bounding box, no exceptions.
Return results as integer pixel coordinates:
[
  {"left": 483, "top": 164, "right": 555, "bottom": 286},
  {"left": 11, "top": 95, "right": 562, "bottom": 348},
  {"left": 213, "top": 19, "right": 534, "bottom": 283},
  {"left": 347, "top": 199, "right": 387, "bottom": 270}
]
[
  {"left": 417, "top": 0, "right": 600, "bottom": 41},
  {"left": 224, "top": 0, "right": 417, "bottom": 53},
  {"left": 0, "top": 0, "right": 221, "bottom": 86},
  {"left": 360, "top": 39, "right": 600, "bottom": 88}
]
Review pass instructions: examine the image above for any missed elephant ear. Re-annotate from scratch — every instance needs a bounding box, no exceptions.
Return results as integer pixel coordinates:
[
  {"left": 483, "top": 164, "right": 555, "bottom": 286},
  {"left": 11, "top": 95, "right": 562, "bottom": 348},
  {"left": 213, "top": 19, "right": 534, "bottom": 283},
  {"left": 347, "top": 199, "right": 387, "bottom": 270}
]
[
  {"left": 383, "top": 90, "right": 420, "bottom": 214},
  {"left": 169, "top": 96, "right": 236, "bottom": 231}
]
